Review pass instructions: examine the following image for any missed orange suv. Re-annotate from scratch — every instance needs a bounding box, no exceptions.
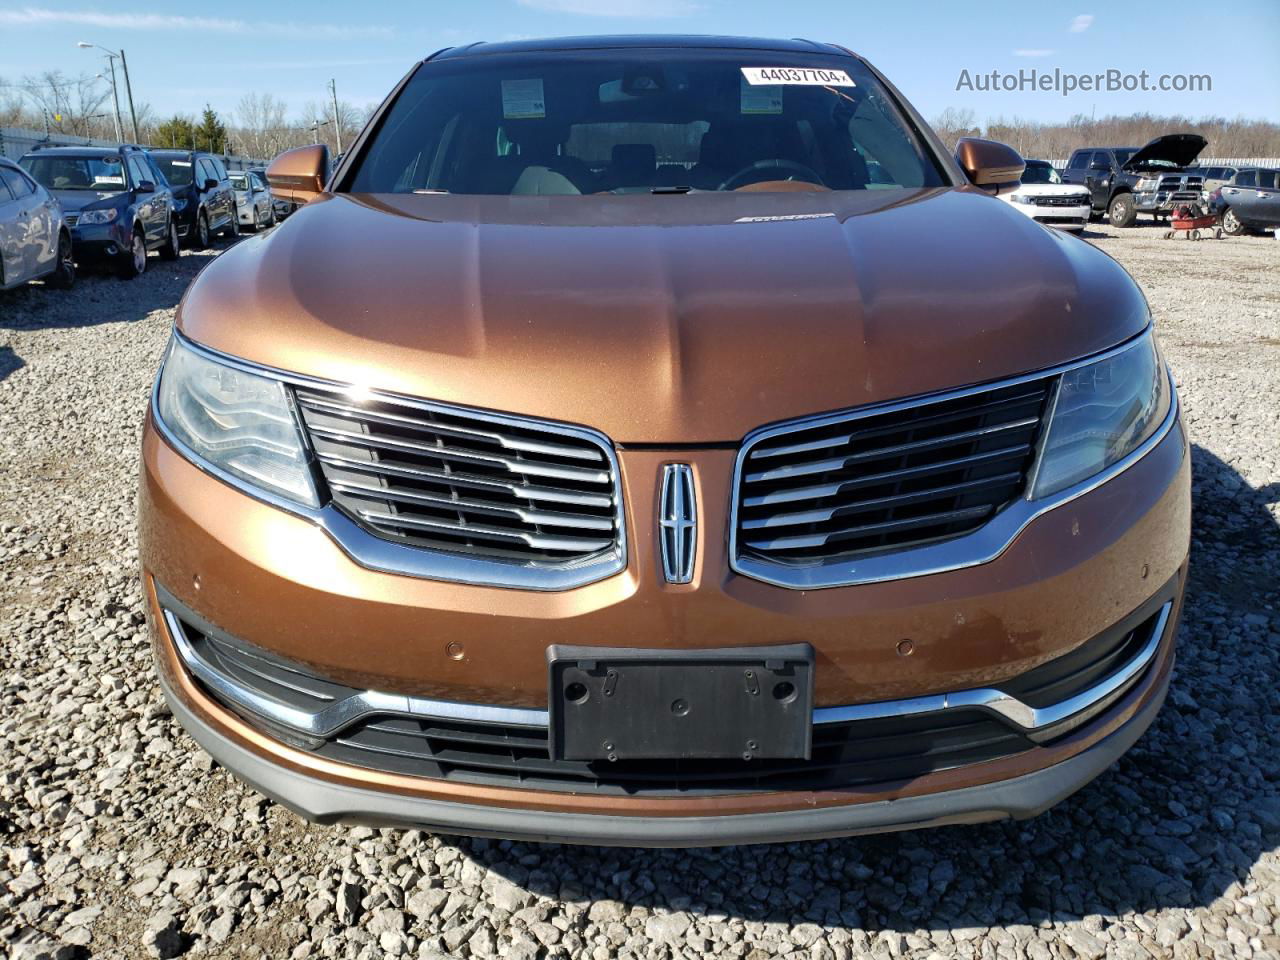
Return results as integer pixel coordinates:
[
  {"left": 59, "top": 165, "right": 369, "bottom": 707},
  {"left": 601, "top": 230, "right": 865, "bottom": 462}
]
[{"left": 139, "top": 36, "right": 1189, "bottom": 846}]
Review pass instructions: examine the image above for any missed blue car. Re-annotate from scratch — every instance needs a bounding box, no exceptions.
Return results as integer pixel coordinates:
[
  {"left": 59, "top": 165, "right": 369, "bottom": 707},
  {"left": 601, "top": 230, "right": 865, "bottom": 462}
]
[{"left": 19, "top": 145, "right": 180, "bottom": 279}]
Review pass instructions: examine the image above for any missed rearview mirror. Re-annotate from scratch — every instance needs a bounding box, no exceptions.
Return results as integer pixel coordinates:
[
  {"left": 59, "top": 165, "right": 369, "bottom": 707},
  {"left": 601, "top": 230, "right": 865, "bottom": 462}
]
[
  {"left": 954, "top": 138, "right": 1025, "bottom": 196},
  {"left": 135, "top": 180, "right": 155, "bottom": 194},
  {"left": 266, "top": 144, "right": 329, "bottom": 205}
]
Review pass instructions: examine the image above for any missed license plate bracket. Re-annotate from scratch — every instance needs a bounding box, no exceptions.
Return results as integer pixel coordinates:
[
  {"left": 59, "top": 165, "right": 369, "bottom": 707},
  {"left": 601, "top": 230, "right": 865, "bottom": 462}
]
[{"left": 547, "top": 644, "right": 813, "bottom": 761}]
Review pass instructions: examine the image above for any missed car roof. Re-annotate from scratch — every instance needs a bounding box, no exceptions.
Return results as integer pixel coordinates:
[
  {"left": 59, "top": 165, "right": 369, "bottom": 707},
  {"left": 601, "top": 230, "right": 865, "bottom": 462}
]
[
  {"left": 431, "top": 34, "right": 850, "bottom": 61},
  {"left": 21, "top": 146, "right": 128, "bottom": 157}
]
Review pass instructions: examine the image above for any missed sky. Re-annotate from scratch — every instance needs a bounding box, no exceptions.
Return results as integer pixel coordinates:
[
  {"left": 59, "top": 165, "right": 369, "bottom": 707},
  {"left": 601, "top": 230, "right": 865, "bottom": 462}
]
[{"left": 2, "top": 0, "right": 1277, "bottom": 126}]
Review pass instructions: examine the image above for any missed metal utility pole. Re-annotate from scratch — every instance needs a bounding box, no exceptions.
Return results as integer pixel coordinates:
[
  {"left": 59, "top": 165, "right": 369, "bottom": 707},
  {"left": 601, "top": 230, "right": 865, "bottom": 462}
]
[
  {"left": 100, "top": 62, "right": 123, "bottom": 141},
  {"left": 328, "top": 79, "right": 343, "bottom": 153},
  {"left": 119, "top": 49, "right": 139, "bottom": 142},
  {"left": 78, "top": 41, "right": 140, "bottom": 141}
]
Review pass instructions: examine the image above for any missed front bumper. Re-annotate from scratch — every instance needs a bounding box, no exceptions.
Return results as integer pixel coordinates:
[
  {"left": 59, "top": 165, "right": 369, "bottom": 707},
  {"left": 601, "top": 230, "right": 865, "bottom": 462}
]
[
  {"left": 1135, "top": 191, "right": 1202, "bottom": 213},
  {"left": 1009, "top": 202, "right": 1091, "bottom": 231},
  {"left": 141, "top": 388, "right": 1190, "bottom": 840},
  {"left": 70, "top": 221, "right": 131, "bottom": 259},
  {"left": 156, "top": 642, "right": 1174, "bottom": 846}
]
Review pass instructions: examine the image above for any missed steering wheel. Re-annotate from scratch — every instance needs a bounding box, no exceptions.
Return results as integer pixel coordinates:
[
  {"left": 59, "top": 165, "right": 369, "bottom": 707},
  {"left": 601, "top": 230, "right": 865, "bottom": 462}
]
[{"left": 718, "top": 158, "right": 825, "bottom": 192}]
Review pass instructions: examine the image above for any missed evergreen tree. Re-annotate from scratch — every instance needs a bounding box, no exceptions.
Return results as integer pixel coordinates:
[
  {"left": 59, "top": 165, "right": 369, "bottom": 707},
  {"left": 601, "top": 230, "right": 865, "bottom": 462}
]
[{"left": 193, "top": 105, "right": 228, "bottom": 153}]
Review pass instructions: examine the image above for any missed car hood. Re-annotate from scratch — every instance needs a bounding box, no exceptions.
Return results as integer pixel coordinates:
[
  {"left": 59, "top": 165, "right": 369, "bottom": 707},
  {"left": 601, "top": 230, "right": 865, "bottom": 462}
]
[
  {"left": 178, "top": 188, "right": 1149, "bottom": 443},
  {"left": 52, "top": 190, "right": 125, "bottom": 212},
  {"left": 1123, "top": 134, "right": 1208, "bottom": 171}
]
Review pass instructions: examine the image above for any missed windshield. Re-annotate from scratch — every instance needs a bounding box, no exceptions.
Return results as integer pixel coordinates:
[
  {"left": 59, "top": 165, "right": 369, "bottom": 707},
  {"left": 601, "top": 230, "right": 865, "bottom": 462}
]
[
  {"left": 152, "top": 156, "right": 194, "bottom": 186},
  {"left": 346, "top": 50, "right": 946, "bottom": 196},
  {"left": 1020, "top": 161, "right": 1062, "bottom": 185},
  {"left": 21, "top": 154, "right": 125, "bottom": 191},
  {"left": 230, "top": 173, "right": 249, "bottom": 190},
  {"left": 1112, "top": 149, "right": 1136, "bottom": 166}
]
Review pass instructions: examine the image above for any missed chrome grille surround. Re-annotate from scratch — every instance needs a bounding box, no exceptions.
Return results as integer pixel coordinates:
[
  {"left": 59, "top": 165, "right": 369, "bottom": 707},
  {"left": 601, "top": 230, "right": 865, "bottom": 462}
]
[
  {"left": 151, "top": 333, "right": 627, "bottom": 591},
  {"left": 730, "top": 330, "right": 1178, "bottom": 590},
  {"left": 296, "top": 388, "right": 623, "bottom": 570}
]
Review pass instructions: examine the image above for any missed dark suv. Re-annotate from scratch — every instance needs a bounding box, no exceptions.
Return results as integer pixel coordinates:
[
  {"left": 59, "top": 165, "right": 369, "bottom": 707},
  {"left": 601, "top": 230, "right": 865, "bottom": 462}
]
[
  {"left": 1061, "top": 135, "right": 1207, "bottom": 226},
  {"left": 149, "top": 150, "right": 239, "bottom": 248},
  {"left": 20, "top": 144, "right": 179, "bottom": 279}
]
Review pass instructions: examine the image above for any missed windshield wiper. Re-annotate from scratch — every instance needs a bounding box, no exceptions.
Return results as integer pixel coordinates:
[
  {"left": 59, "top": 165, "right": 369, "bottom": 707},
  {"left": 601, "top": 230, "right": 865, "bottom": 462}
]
[
  {"left": 413, "top": 188, "right": 450, "bottom": 195},
  {"left": 650, "top": 185, "right": 697, "bottom": 194}
]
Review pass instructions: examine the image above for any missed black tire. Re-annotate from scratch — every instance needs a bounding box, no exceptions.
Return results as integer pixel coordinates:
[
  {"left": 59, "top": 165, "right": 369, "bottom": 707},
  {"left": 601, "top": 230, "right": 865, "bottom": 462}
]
[
  {"left": 1108, "top": 193, "right": 1138, "bottom": 228},
  {"left": 46, "top": 230, "right": 76, "bottom": 289},
  {"left": 1220, "top": 207, "right": 1247, "bottom": 236},
  {"left": 266, "top": 204, "right": 276, "bottom": 227},
  {"left": 195, "top": 210, "right": 211, "bottom": 249},
  {"left": 159, "top": 218, "right": 181, "bottom": 261},
  {"left": 118, "top": 228, "right": 148, "bottom": 280}
]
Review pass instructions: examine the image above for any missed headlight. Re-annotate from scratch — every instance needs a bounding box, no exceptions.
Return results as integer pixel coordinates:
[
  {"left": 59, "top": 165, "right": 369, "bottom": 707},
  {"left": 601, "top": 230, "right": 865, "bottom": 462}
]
[
  {"left": 1011, "top": 193, "right": 1034, "bottom": 205},
  {"left": 1032, "top": 331, "right": 1170, "bottom": 499},
  {"left": 78, "top": 208, "right": 119, "bottom": 224},
  {"left": 1135, "top": 178, "right": 1158, "bottom": 191},
  {"left": 155, "top": 337, "right": 319, "bottom": 506}
]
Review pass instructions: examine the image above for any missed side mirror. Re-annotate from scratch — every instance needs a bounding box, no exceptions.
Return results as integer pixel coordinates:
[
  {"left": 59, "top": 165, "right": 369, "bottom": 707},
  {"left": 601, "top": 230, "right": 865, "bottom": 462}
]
[
  {"left": 954, "top": 138, "right": 1025, "bottom": 196},
  {"left": 203, "top": 178, "right": 220, "bottom": 191},
  {"left": 266, "top": 144, "right": 329, "bottom": 205},
  {"left": 135, "top": 180, "right": 155, "bottom": 194}
]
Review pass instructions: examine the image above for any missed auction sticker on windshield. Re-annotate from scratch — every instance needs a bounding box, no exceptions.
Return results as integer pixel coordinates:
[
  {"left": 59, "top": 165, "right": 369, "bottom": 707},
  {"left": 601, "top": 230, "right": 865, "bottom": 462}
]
[{"left": 741, "top": 67, "right": 855, "bottom": 86}]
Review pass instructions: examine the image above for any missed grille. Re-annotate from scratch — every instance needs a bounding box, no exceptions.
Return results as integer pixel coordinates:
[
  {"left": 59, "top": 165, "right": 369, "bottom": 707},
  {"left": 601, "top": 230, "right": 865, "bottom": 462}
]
[
  {"left": 1030, "top": 195, "right": 1089, "bottom": 207},
  {"left": 171, "top": 597, "right": 1166, "bottom": 796},
  {"left": 734, "top": 378, "right": 1053, "bottom": 566},
  {"left": 295, "top": 388, "right": 622, "bottom": 567},
  {"left": 63, "top": 213, "right": 79, "bottom": 227},
  {"left": 326, "top": 710, "right": 1028, "bottom": 795}
]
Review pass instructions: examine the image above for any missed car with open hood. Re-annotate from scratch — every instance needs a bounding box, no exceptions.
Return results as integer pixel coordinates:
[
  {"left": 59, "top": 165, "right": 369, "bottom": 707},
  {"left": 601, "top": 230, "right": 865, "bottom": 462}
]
[
  {"left": 20, "top": 144, "right": 179, "bottom": 279},
  {"left": 1062, "top": 134, "right": 1208, "bottom": 226},
  {"left": 999, "top": 159, "right": 1091, "bottom": 231},
  {"left": 139, "top": 35, "right": 1190, "bottom": 846}
]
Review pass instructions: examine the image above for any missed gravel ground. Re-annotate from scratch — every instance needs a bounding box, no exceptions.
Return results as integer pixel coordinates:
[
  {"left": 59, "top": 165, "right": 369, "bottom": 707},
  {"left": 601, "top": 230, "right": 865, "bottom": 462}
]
[{"left": 1, "top": 221, "right": 1278, "bottom": 960}]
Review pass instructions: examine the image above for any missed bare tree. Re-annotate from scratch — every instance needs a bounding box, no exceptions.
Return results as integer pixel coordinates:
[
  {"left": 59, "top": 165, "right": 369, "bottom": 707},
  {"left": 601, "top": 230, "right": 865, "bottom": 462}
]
[
  {"left": 19, "top": 71, "right": 111, "bottom": 137},
  {"left": 301, "top": 97, "right": 366, "bottom": 156},
  {"left": 931, "top": 109, "right": 1280, "bottom": 161},
  {"left": 930, "top": 107, "right": 980, "bottom": 149},
  {"left": 234, "top": 91, "right": 290, "bottom": 160}
]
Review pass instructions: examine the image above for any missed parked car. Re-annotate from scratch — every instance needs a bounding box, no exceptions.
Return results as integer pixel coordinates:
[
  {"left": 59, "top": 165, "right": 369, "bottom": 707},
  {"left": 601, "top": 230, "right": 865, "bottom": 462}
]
[
  {"left": 1061, "top": 135, "right": 1208, "bottom": 226},
  {"left": 0, "top": 156, "right": 75, "bottom": 290},
  {"left": 229, "top": 170, "right": 276, "bottom": 231},
  {"left": 20, "top": 145, "right": 178, "bottom": 279},
  {"left": 999, "top": 159, "right": 1092, "bottom": 231},
  {"left": 148, "top": 149, "right": 239, "bottom": 248},
  {"left": 1209, "top": 167, "right": 1280, "bottom": 235},
  {"left": 141, "top": 35, "right": 1188, "bottom": 846},
  {"left": 1192, "top": 164, "right": 1236, "bottom": 196},
  {"left": 251, "top": 168, "right": 293, "bottom": 220}
]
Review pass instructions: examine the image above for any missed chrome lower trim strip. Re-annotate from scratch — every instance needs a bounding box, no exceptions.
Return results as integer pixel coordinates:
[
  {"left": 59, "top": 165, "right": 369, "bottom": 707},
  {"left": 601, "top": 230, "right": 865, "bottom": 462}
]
[
  {"left": 165, "top": 600, "right": 1170, "bottom": 741},
  {"left": 164, "top": 609, "right": 550, "bottom": 732},
  {"left": 813, "top": 601, "right": 1170, "bottom": 732},
  {"left": 730, "top": 330, "right": 1179, "bottom": 590},
  {"left": 151, "top": 332, "right": 628, "bottom": 592}
]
